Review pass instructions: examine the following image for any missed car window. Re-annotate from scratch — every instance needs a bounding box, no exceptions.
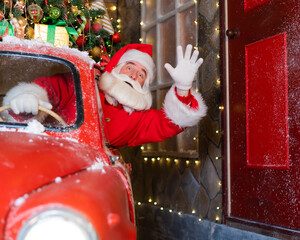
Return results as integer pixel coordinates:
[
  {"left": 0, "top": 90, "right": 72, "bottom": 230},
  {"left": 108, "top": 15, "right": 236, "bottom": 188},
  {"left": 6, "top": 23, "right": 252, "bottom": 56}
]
[{"left": 0, "top": 52, "right": 83, "bottom": 130}]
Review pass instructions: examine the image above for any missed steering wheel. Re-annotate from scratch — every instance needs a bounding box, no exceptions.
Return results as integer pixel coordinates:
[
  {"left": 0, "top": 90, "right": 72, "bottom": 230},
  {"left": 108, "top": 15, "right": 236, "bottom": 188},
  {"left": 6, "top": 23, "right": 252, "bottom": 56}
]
[{"left": 0, "top": 105, "right": 68, "bottom": 127}]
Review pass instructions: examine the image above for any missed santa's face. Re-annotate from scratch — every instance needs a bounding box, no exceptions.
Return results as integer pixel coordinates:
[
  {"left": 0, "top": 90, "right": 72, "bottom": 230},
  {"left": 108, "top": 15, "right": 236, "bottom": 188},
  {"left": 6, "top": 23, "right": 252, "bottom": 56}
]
[{"left": 119, "top": 61, "right": 147, "bottom": 87}]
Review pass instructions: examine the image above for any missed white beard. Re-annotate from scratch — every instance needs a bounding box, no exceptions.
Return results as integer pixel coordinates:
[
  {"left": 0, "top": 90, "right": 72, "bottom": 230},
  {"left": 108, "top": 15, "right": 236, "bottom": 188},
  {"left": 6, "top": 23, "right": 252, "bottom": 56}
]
[{"left": 98, "top": 67, "right": 152, "bottom": 114}]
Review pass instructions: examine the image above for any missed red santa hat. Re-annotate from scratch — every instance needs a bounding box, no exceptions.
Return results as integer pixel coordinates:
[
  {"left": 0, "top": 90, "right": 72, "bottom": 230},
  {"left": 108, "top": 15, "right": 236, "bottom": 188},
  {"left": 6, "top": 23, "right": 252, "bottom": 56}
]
[{"left": 104, "top": 44, "right": 156, "bottom": 87}]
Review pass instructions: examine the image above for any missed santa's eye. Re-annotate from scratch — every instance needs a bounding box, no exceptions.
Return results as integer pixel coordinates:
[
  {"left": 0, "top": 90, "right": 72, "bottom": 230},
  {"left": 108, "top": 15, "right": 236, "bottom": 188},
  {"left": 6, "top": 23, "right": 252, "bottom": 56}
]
[{"left": 126, "top": 66, "right": 132, "bottom": 71}]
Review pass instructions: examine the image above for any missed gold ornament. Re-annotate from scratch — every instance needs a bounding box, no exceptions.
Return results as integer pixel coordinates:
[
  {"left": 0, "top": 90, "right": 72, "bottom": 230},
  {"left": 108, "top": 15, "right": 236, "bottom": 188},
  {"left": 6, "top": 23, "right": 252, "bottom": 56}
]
[
  {"left": 90, "top": 46, "right": 101, "bottom": 58},
  {"left": 18, "top": 0, "right": 25, "bottom": 6},
  {"left": 26, "top": 26, "right": 34, "bottom": 39},
  {"left": 4, "top": 0, "right": 11, "bottom": 5},
  {"left": 71, "top": 6, "right": 78, "bottom": 13},
  {"left": 18, "top": 16, "right": 27, "bottom": 27}
]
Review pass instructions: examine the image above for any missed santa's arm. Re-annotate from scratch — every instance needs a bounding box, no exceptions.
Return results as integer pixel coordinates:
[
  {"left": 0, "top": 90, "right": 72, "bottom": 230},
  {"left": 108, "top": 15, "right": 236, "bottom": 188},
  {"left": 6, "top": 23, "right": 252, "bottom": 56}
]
[
  {"left": 125, "top": 85, "right": 206, "bottom": 147},
  {"left": 163, "top": 85, "right": 207, "bottom": 128}
]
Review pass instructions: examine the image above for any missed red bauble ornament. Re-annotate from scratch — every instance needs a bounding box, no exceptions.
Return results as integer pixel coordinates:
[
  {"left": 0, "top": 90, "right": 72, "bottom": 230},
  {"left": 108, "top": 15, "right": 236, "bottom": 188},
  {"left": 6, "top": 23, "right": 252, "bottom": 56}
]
[
  {"left": 76, "top": 35, "right": 86, "bottom": 48},
  {"left": 92, "top": 22, "right": 102, "bottom": 34},
  {"left": 27, "top": 4, "right": 43, "bottom": 22},
  {"left": 112, "top": 32, "right": 121, "bottom": 44}
]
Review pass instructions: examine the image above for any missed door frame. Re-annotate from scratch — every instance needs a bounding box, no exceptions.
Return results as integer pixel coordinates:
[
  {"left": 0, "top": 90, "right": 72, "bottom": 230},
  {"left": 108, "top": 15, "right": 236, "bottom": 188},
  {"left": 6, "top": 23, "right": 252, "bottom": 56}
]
[{"left": 220, "top": 0, "right": 300, "bottom": 238}]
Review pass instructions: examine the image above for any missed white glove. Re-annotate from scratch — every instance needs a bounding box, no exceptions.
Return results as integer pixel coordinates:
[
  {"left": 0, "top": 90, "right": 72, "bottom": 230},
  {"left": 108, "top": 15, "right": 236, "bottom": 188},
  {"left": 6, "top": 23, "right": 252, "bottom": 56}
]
[
  {"left": 164, "top": 44, "right": 203, "bottom": 90},
  {"left": 10, "top": 93, "right": 52, "bottom": 115},
  {"left": 3, "top": 83, "right": 52, "bottom": 116}
]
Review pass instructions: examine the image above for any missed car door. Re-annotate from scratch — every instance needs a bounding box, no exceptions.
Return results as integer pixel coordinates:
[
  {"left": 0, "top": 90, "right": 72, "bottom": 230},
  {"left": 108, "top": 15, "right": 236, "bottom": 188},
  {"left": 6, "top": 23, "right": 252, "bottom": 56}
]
[{"left": 224, "top": 0, "right": 299, "bottom": 235}]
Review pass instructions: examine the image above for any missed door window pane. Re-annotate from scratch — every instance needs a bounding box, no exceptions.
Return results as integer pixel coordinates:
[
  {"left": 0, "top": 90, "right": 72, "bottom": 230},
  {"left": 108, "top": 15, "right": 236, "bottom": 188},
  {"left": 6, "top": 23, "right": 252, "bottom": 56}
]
[
  {"left": 145, "top": 27, "right": 157, "bottom": 84},
  {"left": 144, "top": 0, "right": 156, "bottom": 24},
  {"left": 180, "top": 6, "right": 196, "bottom": 46},
  {"left": 160, "top": 0, "right": 175, "bottom": 15},
  {"left": 160, "top": 16, "right": 176, "bottom": 83}
]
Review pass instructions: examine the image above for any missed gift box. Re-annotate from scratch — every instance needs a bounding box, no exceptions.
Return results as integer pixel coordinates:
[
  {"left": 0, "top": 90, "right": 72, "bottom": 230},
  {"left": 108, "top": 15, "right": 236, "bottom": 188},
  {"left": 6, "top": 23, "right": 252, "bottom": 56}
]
[{"left": 34, "top": 24, "right": 69, "bottom": 48}]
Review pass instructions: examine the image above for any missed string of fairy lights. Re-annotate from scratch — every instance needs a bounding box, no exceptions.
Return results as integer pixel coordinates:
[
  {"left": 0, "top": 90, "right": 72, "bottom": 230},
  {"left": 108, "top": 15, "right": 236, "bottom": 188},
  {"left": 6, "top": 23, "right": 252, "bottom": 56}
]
[
  {"left": 136, "top": 0, "right": 223, "bottom": 223},
  {"left": 134, "top": 154, "right": 222, "bottom": 223}
]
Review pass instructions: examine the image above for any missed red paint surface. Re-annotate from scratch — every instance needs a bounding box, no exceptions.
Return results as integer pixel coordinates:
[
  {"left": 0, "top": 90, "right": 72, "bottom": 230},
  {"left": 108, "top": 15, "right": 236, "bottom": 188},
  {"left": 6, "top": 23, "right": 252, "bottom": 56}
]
[
  {"left": 245, "top": 33, "right": 289, "bottom": 169},
  {"left": 244, "top": 0, "right": 271, "bottom": 11}
]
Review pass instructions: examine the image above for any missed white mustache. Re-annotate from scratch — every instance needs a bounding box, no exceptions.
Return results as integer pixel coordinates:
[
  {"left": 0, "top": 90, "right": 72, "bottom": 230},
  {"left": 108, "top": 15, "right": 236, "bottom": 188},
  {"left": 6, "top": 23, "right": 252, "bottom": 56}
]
[{"left": 111, "top": 70, "right": 148, "bottom": 95}]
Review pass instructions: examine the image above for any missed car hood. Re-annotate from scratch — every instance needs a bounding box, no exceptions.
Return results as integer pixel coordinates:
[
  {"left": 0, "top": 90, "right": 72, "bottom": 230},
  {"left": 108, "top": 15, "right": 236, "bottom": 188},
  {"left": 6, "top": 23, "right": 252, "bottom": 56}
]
[{"left": 0, "top": 131, "right": 106, "bottom": 224}]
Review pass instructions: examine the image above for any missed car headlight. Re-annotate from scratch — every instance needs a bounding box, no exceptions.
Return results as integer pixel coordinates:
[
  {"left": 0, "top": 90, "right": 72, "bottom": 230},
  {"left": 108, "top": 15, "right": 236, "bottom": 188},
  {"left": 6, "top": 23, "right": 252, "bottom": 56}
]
[{"left": 17, "top": 207, "right": 99, "bottom": 240}]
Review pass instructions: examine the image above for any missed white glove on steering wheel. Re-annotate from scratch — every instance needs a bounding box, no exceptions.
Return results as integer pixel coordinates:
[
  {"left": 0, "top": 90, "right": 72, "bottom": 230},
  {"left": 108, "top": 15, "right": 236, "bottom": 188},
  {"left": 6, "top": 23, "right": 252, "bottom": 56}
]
[
  {"left": 10, "top": 93, "right": 52, "bottom": 115},
  {"left": 164, "top": 44, "right": 203, "bottom": 90}
]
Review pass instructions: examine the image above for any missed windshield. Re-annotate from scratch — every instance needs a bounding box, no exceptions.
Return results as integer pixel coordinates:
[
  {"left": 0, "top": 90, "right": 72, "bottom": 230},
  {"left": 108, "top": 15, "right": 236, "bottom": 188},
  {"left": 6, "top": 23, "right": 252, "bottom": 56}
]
[{"left": 0, "top": 52, "right": 83, "bottom": 131}]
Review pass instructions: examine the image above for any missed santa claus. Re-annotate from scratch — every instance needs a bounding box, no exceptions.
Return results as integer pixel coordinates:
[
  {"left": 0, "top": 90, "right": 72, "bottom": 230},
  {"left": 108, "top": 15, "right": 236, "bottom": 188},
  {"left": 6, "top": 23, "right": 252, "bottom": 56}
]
[{"left": 2, "top": 44, "right": 207, "bottom": 148}]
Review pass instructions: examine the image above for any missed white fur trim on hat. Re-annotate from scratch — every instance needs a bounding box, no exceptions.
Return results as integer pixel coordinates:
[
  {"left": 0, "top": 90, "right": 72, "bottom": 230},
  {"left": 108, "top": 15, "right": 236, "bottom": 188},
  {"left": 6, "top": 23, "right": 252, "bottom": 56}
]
[
  {"left": 117, "top": 49, "right": 156, "bottom": 87},
  {"left": 163, "top": 85, "right": 207, "bottom": 128}
]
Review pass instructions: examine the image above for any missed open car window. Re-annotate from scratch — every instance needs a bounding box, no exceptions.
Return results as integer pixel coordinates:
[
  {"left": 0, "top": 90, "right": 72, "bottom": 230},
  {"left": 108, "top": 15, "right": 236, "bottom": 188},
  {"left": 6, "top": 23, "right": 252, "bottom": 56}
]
[{"left": 0, "top": 52, "right": 83, "bottom": 131}]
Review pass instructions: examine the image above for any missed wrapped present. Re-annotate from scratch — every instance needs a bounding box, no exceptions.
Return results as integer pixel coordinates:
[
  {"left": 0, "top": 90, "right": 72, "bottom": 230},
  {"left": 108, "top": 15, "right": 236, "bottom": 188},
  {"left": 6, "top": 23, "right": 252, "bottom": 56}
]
[{"left": 34, "top": 23, "right": 69, "bottom": 47}]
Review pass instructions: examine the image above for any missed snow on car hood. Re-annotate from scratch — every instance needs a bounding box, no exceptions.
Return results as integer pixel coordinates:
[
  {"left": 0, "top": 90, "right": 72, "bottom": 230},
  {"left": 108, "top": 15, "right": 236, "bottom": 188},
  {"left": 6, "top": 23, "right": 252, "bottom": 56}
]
[{"left": 0, "top": 130, "right": 107, "bottom": 218}]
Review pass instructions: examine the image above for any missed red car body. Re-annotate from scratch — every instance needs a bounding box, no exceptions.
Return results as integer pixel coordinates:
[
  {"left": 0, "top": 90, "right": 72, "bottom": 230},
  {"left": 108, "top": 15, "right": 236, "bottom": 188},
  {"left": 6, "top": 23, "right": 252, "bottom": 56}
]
[{"left": 0, "top": 39, "right": 136, "bottom": 240}]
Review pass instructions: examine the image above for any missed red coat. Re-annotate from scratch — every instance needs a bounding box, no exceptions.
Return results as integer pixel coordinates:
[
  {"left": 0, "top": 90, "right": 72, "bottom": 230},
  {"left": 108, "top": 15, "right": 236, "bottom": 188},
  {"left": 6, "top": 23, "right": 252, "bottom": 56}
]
[
  {"left": 30, "top": 75, "right": 198, "bottom": 148},
  {"left": 100, "top": 92, "right": 183, "bottom": 148}
]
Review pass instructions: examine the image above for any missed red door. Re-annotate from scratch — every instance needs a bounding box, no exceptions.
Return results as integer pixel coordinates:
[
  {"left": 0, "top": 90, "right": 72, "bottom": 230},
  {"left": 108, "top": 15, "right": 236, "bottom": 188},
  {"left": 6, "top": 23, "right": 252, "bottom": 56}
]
[{"left": 224, "top": 0, "right": 300, "bottom": 235}]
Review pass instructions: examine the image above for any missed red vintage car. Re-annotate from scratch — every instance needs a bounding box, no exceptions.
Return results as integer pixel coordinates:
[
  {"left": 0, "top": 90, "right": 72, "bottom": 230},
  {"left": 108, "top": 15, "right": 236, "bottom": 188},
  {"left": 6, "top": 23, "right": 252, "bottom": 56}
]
[{"left": 0, "top": 37, "right": 136, "bottom": 240}]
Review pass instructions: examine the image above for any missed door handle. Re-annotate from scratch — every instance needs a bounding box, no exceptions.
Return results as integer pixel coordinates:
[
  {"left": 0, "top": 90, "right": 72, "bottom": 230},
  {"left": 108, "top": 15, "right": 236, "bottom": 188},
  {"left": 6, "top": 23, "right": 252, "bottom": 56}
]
[{"left": 226, "top": 28, "right": 239, "bottom": 39}]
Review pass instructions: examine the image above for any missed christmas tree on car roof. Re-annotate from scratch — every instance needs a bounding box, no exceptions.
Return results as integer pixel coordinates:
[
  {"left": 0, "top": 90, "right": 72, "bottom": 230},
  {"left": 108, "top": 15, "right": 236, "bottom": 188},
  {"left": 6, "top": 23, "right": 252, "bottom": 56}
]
[{"left": 0, "top": 0, "right": 123, "bottom": 64}]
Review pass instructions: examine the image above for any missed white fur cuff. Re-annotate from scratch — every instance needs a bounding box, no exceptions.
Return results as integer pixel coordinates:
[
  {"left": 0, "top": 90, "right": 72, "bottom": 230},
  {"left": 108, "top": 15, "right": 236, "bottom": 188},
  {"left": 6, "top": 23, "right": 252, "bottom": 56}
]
[{"left": 163, "top": 85, "right": 207, "bottom": 128}]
